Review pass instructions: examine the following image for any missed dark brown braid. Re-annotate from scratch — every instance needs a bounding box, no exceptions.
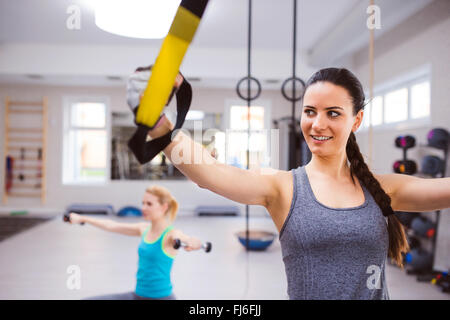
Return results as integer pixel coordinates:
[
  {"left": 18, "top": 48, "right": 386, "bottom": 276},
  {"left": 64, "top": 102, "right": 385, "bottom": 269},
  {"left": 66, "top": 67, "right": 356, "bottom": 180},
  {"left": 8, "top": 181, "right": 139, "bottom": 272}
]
[
  {"left": 304, "top": 67, "right": 409, "bottom": 268},
  {"left": 346, "top": 132, "right": 409, "bottom": 267}
]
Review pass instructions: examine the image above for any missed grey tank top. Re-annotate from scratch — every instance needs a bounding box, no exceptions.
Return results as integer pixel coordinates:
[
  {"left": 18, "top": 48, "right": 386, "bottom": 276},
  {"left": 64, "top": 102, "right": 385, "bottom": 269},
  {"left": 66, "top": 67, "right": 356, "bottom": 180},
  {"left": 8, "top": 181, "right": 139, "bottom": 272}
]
[{"left": 279, "top": 166, "right": 390, "bottom": 300}]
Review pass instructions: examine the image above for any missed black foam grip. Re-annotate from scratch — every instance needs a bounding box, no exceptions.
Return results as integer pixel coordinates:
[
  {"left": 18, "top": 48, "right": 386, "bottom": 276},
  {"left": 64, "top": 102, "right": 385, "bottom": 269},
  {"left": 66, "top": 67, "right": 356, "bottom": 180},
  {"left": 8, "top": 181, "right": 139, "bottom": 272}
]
[
  {"left": 128, "top": 79, "right": 192, "bottom": 164},
  {"left": 181, "top": 0, "right": 209, "bottom": 18}
]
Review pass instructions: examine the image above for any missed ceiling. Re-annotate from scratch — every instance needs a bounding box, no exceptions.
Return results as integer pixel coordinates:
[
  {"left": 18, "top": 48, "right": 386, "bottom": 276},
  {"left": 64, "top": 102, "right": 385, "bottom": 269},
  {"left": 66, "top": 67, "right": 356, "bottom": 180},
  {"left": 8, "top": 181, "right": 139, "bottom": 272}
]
[
  {"left": 0, "top": 0, "right": 360, "bottom": 50},
  {"left": 0, "top": 0, "right": 435, "bottom": 88}
]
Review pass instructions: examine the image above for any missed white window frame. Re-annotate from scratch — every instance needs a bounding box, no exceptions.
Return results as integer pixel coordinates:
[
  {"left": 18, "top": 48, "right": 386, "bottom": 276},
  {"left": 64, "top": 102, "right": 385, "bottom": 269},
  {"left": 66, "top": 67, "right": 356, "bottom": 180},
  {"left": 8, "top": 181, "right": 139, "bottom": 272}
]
[
  {"left": 360, "top": 64, "right": 431, "bottom": 132},
  {"left": 224, "top": 98, "right": 272, "bottom": 168},
  {"left": 62, "top": 95, "right": 111, "bottom": 186}
]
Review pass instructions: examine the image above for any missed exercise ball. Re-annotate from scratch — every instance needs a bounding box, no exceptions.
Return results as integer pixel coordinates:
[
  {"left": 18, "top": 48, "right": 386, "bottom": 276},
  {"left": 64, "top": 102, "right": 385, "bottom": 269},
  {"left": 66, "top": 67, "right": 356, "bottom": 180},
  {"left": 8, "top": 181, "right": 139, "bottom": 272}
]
[
  {"left": 236, "top": 230, "right": 276, "bottom": 251},
  {"left": 117, "top": 206, "right": 142, "bottom": 217}
]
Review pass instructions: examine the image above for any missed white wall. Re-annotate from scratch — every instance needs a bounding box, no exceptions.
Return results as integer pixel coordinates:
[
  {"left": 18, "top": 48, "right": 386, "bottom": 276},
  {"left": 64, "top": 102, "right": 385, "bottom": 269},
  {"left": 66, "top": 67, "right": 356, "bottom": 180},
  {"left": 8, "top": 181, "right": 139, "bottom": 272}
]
[
  {"left": 351, "top": 0, "right": 450, "bottom": 271},
  {"left": 0, "top": 43, "right": 316, "bottom": 89},
  {"left": 0, "top": 83, "right": 295, "bottom": 217}
]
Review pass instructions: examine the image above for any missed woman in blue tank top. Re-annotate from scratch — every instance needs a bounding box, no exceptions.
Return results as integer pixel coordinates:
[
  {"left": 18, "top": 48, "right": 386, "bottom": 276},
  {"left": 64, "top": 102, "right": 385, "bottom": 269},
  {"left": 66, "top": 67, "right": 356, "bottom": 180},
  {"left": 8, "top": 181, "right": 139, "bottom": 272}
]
[
  {"left": 135, "top": 67, "right": 450, "bottom": 299},
  {"left": 68, "top": 185, "right": 204, "bottom": 300}
]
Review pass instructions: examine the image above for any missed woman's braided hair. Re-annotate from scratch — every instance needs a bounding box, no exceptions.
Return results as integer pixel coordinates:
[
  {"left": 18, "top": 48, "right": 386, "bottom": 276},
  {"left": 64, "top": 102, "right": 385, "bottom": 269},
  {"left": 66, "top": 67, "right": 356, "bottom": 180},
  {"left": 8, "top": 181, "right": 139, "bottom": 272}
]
[{"left": 304, "top": 68, "right": 409, "bottom": 267}]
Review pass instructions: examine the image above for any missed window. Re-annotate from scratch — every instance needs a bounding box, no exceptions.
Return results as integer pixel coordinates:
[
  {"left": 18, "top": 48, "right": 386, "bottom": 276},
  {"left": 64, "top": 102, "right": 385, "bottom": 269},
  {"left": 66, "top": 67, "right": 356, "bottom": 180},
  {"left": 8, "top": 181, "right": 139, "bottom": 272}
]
[
  {"left": 384, "top": 88, "right": 408, "bottom": 123},
  {"left": 223, "top": 101, "right": 272, "bottom": 169},
  {"left": 364, "top": 95, "right": 383, "bottom": 128},
  {"left": 63, "top": 98, "right": 109, "bottom": 184},
  {"left": 361, "top": 70, "right": 430, "bottom": 130},
  {"left": 410, "top": 81, "right": 430, "bottom": 119}
]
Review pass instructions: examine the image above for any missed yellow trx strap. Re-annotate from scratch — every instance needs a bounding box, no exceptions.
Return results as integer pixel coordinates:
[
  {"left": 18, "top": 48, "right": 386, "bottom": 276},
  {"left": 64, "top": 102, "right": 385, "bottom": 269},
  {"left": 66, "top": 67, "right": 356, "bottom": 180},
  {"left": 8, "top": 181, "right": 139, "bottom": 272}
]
[{"left": 136, "top": 0, "right": 209, "bottom": 128}]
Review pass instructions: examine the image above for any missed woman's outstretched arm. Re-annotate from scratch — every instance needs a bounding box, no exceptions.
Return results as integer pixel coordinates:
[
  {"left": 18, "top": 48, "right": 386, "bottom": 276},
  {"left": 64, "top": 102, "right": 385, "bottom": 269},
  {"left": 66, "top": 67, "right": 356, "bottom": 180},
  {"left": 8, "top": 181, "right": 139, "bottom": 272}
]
[
  {"left": 168, "top": 229, "right": 203, "bottom": 252},
  {"left": 68, "top": 213, "right": 148, "bottom": 237},
  {"left": 151, "top": 115, "right": 281, "bottom": 209},
  {"left": 375, "top": 174, "right": 450, "bottom": 212}
]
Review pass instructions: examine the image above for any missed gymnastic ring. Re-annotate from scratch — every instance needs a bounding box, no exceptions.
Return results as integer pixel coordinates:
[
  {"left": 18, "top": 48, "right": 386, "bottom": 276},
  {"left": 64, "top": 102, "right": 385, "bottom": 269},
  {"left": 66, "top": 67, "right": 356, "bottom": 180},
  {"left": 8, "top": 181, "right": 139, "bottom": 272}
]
[
  {"left": 236, "top": 76, "right": 261, "bottom": 102},
  {"left": 281, "top": 77, "right": 305, "bottom": 102}
]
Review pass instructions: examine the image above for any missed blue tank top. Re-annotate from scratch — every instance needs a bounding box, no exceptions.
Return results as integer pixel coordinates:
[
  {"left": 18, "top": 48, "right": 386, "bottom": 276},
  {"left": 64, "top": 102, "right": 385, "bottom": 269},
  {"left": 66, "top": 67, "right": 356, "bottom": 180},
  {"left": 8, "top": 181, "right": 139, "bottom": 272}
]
[
  {"left": 135, "top": 225, "right": 175, "bottom": 298},
  {"left": 279, "top": 166, "right": 390, "bottom": 300}
]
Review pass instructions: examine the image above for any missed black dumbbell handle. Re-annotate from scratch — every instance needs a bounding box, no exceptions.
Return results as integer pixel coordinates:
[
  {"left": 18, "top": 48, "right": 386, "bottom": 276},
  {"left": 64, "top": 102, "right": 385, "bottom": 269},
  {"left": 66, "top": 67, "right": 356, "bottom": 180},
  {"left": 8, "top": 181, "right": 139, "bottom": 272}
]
[
  {"left": 63, "top": 213, "right": 85, "bottom": 225},
  {"left": 173, "top": 238, "right": 211, "bottom": 253},
  {"left": 173, "top": 238, "right": 182, "bottom": 249},
  {"left": 204, "top": 241, "right": 212, "bottom": 253}
]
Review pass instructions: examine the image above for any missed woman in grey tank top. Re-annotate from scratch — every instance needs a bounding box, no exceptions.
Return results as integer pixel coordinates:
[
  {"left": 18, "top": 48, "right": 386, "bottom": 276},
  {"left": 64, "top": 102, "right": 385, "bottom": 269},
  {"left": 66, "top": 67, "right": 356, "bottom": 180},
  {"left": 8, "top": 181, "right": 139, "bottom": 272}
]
[
  {"left": 278, "top": 68, "right": 403, "bottom": 300},
  {"left": 139, "top": 67, "right": 450, "bottom": 300},
  {"left": 280, "top": 165, "right": 390, "bottom": 299}
]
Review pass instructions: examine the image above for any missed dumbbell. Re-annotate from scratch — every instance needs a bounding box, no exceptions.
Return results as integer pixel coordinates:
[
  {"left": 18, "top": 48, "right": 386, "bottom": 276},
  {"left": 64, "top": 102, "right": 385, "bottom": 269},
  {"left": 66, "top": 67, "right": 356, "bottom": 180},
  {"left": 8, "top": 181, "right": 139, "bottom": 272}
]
[
  {"left": 427, "top": 128, "right": 449, "bottom": 150},
  {"left": 393, "top": 160, "right": 417, "bottom": 175},
  {"left": 63, "top": 212, "right": 85, "bottom": 225},
  {"left": 173, "top": 238, "right": 212, "bottom": 253},
  {"left": 421, "top": 155, "right": 444, "bottom": 176},
  {"left": 408, "top": 235, "right": 421, "bottom": 250},
  {"left": 405, "top": 248, "right": 433, "bottom": 271},
  {"left": 431, "top": 271, "right": 449, "bottom": 286},
  {"left": 395, "top": 135, "right": 416, "bottom": 149},
  {"left": 431, "top": 272, "right": 450, "bottom": 293},
  {"left": 410, "top": 216, "right": 435, "bottom": 238}
]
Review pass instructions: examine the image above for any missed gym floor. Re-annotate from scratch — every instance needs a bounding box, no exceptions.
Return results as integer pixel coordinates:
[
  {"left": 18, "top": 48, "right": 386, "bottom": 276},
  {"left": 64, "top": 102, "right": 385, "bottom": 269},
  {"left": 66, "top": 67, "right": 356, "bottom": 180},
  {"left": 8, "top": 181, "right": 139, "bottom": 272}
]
[{"left": 0, "top": 214, "right": 448, "bottom": 300}]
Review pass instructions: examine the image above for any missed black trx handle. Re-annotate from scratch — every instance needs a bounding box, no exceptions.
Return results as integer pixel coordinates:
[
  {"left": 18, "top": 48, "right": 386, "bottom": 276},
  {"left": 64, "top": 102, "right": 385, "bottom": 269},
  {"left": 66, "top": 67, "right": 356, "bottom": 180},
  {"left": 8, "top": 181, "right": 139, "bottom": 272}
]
[
  {"left": 63, "top": 212, "right": 85, "bottom": 225},
  {"left": 128, "top": 79, "right": 192, "bottom": 165}
]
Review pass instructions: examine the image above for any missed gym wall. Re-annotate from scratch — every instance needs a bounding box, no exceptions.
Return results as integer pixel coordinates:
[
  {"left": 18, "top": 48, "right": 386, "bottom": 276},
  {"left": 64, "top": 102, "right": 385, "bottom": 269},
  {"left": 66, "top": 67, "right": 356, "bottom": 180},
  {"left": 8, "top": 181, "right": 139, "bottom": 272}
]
[
  {"left": 0, "top": 84, "right": 293, "bottom": 217},
  {"left": 353, "top": 0, "right": 450, "bottom": 271}
]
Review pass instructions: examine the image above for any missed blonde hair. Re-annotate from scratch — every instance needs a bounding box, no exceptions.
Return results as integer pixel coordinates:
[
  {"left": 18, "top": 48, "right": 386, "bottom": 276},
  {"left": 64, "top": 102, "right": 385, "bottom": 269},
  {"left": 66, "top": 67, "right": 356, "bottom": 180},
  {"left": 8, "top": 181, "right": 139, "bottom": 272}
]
[{"left": 145, "top": 186, "right": 179, "bottom": 222}]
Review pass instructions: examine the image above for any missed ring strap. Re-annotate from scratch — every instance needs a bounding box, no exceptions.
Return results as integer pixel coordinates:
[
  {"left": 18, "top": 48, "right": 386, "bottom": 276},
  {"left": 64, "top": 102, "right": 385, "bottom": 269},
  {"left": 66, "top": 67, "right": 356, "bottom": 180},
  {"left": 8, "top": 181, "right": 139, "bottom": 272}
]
[{"left": 136, "top": 0, "right": 209, "bottom": 128}]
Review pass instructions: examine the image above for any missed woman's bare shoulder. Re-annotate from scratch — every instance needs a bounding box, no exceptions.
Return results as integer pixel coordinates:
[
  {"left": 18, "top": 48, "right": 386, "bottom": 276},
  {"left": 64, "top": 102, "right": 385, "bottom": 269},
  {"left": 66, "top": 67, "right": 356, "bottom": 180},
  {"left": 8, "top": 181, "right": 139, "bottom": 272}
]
[
  {"left": 271, "top": 168, "right": 294, "bottom": 187},
  {"left": 137, "top": 222, "right": 151, "bottom": 236},
  {"left": 373, "top": 173, "right": 398, "bottom": 196},
  {"left": 258, "top": 168, "right": 293, "bottom": 197},
  {"left": 264, "top": 169, "right": 294, "bottom": 232},
  {"left": 166, "top": 227, "right": 182, "bottom": 239}
]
